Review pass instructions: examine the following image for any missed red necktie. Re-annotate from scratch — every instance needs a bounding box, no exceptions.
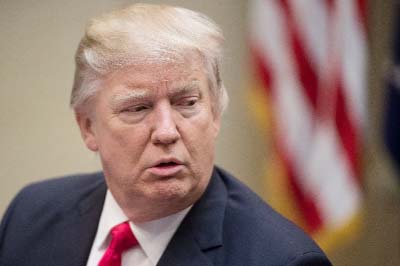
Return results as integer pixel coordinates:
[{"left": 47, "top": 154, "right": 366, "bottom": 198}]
[{"left": 99, "top": 221, "right": 139, "bottom": 266}]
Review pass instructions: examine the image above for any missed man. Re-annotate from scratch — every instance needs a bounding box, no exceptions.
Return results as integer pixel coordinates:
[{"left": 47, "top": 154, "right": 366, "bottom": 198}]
[{"left": 0, "top": 4, "right": 331, "bottom": 266}]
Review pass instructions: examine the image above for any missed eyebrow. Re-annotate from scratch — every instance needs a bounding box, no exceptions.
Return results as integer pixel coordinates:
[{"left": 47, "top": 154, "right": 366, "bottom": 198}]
[
  {"left": 109, "top": 80, "right": 201, "bottom": 106},
  {"left": 111, "top": 89, "right": 150, "bottom": 105},
  {"left": 167, "top": 80, "right": 201, "bottom": 97}
]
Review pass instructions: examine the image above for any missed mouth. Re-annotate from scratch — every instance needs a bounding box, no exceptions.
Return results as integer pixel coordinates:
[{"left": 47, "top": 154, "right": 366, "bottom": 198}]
[
  {"left": 156, "top": 162, "right": 180, "bottom": 167},
  {"left": 147, "top": 159, "right": 185, "bottom": 177}
]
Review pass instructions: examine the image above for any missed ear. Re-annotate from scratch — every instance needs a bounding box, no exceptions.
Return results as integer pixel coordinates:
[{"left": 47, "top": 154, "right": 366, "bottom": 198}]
[
  {"left": 212, "top": 112, "right": 221, "bottom": 138},
  {"left": 75, "top": 112, "right": 99, "bottom": 152}
]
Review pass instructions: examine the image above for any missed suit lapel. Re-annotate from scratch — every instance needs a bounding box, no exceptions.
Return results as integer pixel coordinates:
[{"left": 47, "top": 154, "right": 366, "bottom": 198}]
[
  {"left": 157, "top": 168, "right": 227, "bottom": 266},
  {"left": 155, "top": 227, "right": 214, "bottom": 266},
  {"left": 52, "top": 173, "right": 107, "bottom": 266}
]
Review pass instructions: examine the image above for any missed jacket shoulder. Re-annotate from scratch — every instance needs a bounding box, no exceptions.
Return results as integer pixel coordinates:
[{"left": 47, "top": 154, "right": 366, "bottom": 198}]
[
  {"left": 216, "top": 167, "right": 331, "bottom": 266},
  {"left": 9, "top": 172, "right": 104, "bottom": 212},
  {"left": 0, "top": 172, "right": 106, "bottom": 266}
]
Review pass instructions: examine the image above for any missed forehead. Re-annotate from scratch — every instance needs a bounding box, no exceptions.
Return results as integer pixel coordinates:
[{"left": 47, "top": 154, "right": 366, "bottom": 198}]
[{"left": 103, "top": 55, "right": 207, "bottom": 92}]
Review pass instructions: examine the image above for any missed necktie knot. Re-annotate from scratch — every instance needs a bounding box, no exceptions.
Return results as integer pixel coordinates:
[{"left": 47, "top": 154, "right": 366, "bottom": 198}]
[
  {"left": 109, "top": 221, "right": 138, "bottom": 251},
  {"left": 99, "top": 221, "right": 138, "bottom": 266}
]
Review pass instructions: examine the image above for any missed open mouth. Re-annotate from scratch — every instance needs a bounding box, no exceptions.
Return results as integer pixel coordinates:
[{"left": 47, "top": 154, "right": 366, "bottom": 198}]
[
  {"left": 149, "top": 160, "right": 184, "bottom": 176},
  {"left": 156, "top": 162, "right": 179, "bottom": 167}
]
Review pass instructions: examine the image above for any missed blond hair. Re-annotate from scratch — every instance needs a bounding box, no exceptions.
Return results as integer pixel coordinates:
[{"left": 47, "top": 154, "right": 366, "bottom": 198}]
[{"left": 71, "top": 3, "right": 228, "bottom": 115}]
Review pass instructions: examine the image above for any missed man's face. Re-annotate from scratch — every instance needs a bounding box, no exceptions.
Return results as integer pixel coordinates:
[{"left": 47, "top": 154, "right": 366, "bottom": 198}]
[{"left": 77, "top": 56, "right": 220, "bottom": 221}]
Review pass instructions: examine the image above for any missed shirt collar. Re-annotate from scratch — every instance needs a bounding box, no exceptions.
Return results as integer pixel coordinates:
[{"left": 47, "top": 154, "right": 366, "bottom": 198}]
[{"left": 97, "top": 190, "right": 191, "bottom": 265}]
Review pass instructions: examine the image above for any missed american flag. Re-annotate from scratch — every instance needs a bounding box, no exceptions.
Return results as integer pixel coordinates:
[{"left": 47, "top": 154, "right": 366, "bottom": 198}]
[{"left": 248, "top": 0, "right": 367, "bottom": 251}]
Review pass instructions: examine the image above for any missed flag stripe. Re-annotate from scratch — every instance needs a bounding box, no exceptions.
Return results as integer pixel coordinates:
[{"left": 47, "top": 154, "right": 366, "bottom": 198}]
[
  {"left": 329, "top": 0, "right": 366, "bottom": 181},
  {"left": 280, "top": 142, "right": 324, "bottom": 232},
  {"left": 334, "top": 79, "right": 360, "bottom": 180},
  {"left": 356, "top": 0, "right": 367, "bottom": 30},
  {"left": 288, "top": 0, "right": 329, "bottom": 70},
  {"left": 304, "top": 123, "right": 362, "bottom": 227},
  {"left": 251, "top": 44, "right": 323, "bottom": 232},
  {"left": 334, "top": 0, "right": 367, "bottom": 128},
  {"left": 250, "top": 44, "right": 272, "bottom": 94},
  {"left": 280, "top": 0, "right": 319, "bottom": 110}
]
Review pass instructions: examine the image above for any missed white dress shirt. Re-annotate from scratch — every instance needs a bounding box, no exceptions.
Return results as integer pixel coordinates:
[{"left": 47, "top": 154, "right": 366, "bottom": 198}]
[{"left": 86, "top": 190, "right": 191, "bottom": 266}]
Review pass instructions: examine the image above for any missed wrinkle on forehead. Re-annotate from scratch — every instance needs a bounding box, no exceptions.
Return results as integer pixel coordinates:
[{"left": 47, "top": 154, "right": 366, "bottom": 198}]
[
  {"left": 109, "top": 50, "right": 203, "bottom": 78},
  {"left": 100, "top": 52, "right": 208, "bottom": 112}
]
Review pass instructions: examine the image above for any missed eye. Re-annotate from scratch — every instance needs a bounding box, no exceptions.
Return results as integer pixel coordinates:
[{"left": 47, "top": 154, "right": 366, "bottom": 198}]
[
  {"left": 122, "top": 104, "right": 150, "bottom": 113},
  {"left": 178, "top": 97, "right": 199, "bottom": 107}
]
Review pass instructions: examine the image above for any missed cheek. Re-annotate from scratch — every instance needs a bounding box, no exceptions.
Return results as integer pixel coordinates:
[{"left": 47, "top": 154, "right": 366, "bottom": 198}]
[
  {"left": 184, "top": 116, "right": 218, "bottom": 159},
  {"left": 97, "top": 123, "right": 150, "bottom": 162}
]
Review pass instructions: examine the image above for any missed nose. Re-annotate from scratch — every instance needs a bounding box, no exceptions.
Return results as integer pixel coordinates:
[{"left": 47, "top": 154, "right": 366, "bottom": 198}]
[{"left": 151, "top": 103, "right": 180, "bottom": 145}]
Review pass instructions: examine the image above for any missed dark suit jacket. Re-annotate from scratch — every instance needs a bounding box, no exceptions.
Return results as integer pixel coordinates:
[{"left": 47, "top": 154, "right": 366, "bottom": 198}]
[{"left": 0, "top": 167, "right": 331, "bottom": 266}]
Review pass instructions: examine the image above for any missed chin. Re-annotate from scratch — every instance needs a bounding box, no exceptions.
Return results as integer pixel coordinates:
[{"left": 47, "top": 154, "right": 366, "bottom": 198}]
[{"left": 148, "top": 178, "right": 201, "bottom": 203}]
